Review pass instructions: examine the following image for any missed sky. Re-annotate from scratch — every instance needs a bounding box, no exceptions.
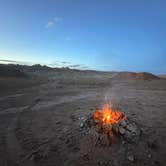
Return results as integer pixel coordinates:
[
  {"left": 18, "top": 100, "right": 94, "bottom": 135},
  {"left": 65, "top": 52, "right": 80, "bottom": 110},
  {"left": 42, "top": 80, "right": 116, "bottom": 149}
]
[{"left": 0, "top": 0, "right": 166, "bottom": 73}]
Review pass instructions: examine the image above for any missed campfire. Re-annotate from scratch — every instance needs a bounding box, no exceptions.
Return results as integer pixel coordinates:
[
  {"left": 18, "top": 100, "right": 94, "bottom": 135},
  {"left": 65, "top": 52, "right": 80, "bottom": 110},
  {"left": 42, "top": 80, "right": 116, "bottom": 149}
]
[
  {"left": 92, "top": 104, "right": 127, "bottom": 140},
  {"left": 79, "top": 103, "right": 141, "bottom": 146},
  {"left": 93, "top": 104, "right": 126, "bottom": 125}
]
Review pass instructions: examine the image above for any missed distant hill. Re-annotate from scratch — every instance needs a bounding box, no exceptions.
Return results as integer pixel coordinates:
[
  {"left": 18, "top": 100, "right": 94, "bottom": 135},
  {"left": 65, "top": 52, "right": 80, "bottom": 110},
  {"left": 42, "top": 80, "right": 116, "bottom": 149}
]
[
  {"left": 0, "top": 64, "right": 27, "bottom": 78},
  {"left": 158, "top": 75, "right": 166, "bottom": 79},
  {"left": 112, "top": 72, "right": 159, "bottom": 80},
  {"left": 0, "top": 64, "right": 161, "bottom": 80}
]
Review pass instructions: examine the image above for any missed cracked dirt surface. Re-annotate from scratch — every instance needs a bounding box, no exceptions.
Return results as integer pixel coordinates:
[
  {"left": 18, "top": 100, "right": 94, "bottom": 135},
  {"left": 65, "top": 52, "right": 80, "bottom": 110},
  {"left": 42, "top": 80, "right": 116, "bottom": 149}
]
[{"left": 0, "top": 76, "right": 166, "bottom": 166}]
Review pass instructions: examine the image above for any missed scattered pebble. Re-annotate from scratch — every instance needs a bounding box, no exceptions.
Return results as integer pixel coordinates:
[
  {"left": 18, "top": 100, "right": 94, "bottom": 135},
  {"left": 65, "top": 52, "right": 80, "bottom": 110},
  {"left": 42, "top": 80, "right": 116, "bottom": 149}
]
[
  {"left": 55, "top": 121, "right": 61, "bottom": 124},
  {"left": 97, "top": 160, "right": 111, "bottom": 166},
  {"left": 120, "top": 119, "right": 127, "bottom": 127},
  {"left": 30, "top": 154, "right": 35, "bottom": 161},
  {"left": 82, "top": 153, "right": 89, "bottom": 161},
  {"left": 127, "top": 155, "right": 134, "bottom": 162},
  {"left": 119, "top": 126, "right": 126, "bottom": 135},
  {"left": 147, "top": 139, "right": 158, "bottom": 149},
  {"left": 126, "top": 124, "right": 137, "bottom": 133},
  {"left": 148, "top": 154, "right": 152, "bottom": 158},
  {"left": 80, "top": 123, "right": 84, "bottom": 128}
]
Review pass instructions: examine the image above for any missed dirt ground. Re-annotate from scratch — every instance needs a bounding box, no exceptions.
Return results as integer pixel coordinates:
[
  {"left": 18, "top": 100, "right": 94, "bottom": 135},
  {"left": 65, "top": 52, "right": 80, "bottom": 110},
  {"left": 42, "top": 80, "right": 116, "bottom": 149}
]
[{"left": 0, "top": 72, "right": 166, "bottom": 166}]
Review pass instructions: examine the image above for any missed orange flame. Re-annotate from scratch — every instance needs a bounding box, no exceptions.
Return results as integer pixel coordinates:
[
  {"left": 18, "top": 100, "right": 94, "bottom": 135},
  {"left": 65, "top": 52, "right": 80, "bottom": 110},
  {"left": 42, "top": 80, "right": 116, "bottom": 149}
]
[{"left": 93, "top": 104, "right": 126, "bottom": 124}]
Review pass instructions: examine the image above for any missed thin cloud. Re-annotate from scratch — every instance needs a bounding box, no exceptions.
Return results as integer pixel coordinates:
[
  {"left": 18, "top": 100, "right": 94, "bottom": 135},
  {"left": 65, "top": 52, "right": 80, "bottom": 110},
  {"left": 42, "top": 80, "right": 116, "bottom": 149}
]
[
  {"left": 0, "top": 59, "right": 33, "bottom": 65},
  {"left": 49, "top": 61, "right": 89, "bottom": 70},
  {"left": 45, "top": 17, "right": 62, "bottom": 28},
  {"left": 0, "top": 59, "right": 89, "bottom": 70},
  {"left": 61, "top": 61, "right": 71, "bottom": 64},
  {"left": 0, "top": 59, "right": 19, "bottom": 63},
  {"left": 68, "top": 64, "right": 89, "bottom": 70},
  {"left": 45, "top": 21, "right": 55, "bottom": 28},
  {"left": 49, "top": 61, "right": 70, "bottom": 68}
]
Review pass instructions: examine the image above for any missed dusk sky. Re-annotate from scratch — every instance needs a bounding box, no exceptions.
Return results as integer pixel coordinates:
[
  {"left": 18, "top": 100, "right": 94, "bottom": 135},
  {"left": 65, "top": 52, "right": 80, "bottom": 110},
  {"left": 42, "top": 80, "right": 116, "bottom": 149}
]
[{"left": 0, "top": 0, "right": 166, "bottom": 73}]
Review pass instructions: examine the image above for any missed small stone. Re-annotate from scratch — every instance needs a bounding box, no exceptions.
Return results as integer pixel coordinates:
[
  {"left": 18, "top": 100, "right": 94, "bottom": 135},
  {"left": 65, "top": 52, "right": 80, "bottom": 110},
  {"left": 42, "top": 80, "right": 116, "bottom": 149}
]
[
  {"left": 80, "top": 123, "right": 84, "bottom": 128},
  {"left": 102, "top": 123, "right": 112, "bottom": 133},
  {"left": 70, "top": 115, "right": 76, "bottom": 121},
  {"left": 126, "top": 124, "right": 137, "bottom": 133},
  {"left": 127, "top": 155, "right": 134, "bottom": 162},
  {"left": 119, "top": 126, "right": 126, "bottom": 135},
  {"left": 108, "top": 131, "right": 114, "bottom": 139},
  {"left": 112, "top": 124, "right": 119, "bottom": 134},
  {"left": 99, "top": 134, "right": 110, "bottom": 146},
  {"left": 30, "top": 154, "right": 35, "bottom": 160},
  {"left": 147, "top": 139, "right": 158, "bottom": 149},
  {"left": 79, "top": 116, "right": 86, "bottom": 122},
  {"left": 148, "top": 154, "right": 151, "bottom": 158},
  {"left": 122, "top": 140, "right": 126, "bottom": 145},
  {"left": 97, "top": 161, "right": 104, "bottom": 166},
  {"left": 80, "top": 116, "right": 86, "bottom": 121},
  {"left": 97, "top": 160, "right": 110, "bottom": 166},
  {"left": 82, "top": 153, "right": 89, "bottom": 161},
  {"left": 154, "top": 160, "right": 161, "bottom": 165},
  {"left": 55, "top": 121, "right": 61, "bottom": 124},
  {"left": 94, "top": 119, "right": 100, "bottom": 124},
  {"left": 120, "top": 119, "right": 127, "bottom": 127}
]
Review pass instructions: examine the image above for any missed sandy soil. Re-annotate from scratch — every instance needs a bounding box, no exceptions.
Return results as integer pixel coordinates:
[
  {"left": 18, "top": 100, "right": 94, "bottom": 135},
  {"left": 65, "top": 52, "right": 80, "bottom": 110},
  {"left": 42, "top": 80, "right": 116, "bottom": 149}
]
[{"left": 0, "top": 73, "right": 166, "bottom": 166}]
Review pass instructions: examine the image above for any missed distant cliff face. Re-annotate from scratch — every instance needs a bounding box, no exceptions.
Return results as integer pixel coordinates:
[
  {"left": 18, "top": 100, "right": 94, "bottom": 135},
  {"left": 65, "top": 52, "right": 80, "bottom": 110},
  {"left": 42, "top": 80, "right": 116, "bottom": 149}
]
[{"left": 112, "top": 72, "right": 159, "bottom": 80}]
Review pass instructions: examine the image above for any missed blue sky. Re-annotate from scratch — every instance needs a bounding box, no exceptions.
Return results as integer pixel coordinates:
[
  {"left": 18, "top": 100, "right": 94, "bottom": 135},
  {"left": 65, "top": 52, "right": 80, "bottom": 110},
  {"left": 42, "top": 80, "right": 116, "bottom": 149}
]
[{"left": 0, "top": 0, "right": 166, "bottom": 73}]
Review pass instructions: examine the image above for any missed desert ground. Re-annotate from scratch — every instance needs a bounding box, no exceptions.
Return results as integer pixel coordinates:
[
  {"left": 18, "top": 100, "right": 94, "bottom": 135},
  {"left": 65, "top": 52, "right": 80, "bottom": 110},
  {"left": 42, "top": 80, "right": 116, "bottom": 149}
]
[{"left": 0, "top": 64, "right": 166, "bottom": 166}]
